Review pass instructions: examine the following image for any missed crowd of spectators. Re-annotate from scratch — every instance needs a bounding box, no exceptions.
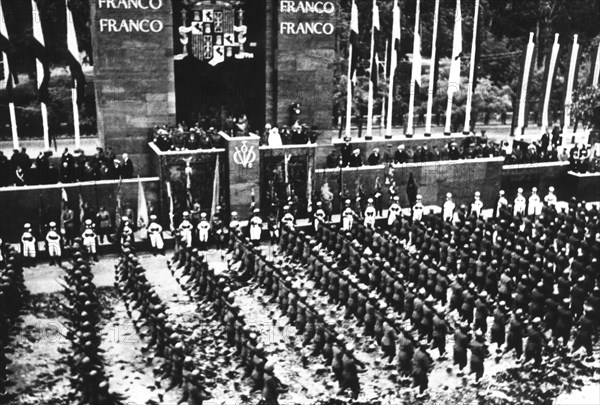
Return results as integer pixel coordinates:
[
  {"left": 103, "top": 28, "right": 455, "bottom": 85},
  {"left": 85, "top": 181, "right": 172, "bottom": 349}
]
[
  {"left": 0, "top": 147, "right": 134, "bottom": 188},
  {"left": 153, "top": 124, "right": 225, "bottom": 152},
  {"left": 259, "top": 122, "right": 318, "bottom": 147}
]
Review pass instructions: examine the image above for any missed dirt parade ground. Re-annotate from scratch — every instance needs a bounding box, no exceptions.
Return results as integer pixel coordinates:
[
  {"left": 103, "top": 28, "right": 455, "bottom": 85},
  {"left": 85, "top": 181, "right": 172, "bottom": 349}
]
[{"left": 1, "top": 242, "right": 598, "bottom": 405}]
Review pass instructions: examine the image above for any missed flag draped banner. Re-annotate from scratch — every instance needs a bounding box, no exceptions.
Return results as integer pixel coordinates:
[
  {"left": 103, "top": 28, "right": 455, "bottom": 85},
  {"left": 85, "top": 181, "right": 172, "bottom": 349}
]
[
  {"left": 464, "top": 0, "right": 481, "bottom": 134},
  {"left": 31, "top": 0, "right": 50, "bottom": 149},
  {"left": 1, "top": 0, "right": 20, "bottom": 149},
  {"left": 425, "top": 0, "right": 440, "bottom": 136},
  {"left": 563, "top": 34, "right": 580, "bottom": 129},
  {"left": 66, "top": 0, "right": 85, "bottom": 149},
  {"left": 385, "top": 0, "right": 401, "bottom": 138},
  {"left": 345, "top": 0, "right": 359, "bottom": 138},
  {"left": 137, "top": 177, "right": 149, "bottom": 238},
  {"left": 406, "top": 0, "right": 421, "bottom": 137},
  {"left": 539, "top": 33, "right": 560, "bottom": 130},
  {"left": 380, "top": 39, "right": 388, "bottom": 129},
  {"left": 210, "top": 155, "right": 220, "bottom": 221},
  {"left": 444, "top": 0, "right": 463, "bottom": 135},
  {"left": 512, "top": 32, "right": 536, "bottom": 136},
  {"left": 366, "top": 0, "right": 380, "bottom": 140}
]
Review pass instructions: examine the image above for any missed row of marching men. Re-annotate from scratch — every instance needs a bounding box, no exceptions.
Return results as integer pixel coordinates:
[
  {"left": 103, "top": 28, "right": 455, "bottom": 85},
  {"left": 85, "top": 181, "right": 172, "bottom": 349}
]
[
  {"left": 0, "top": 246, "right": 28, "bottom": 402},
  {"left": 168, "top": 236, "right": 289, "bottom": 404}
]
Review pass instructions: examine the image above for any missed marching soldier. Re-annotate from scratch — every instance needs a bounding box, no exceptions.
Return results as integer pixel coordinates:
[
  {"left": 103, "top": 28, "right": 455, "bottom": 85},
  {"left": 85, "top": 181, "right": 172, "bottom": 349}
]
[
  {"left": 544, "top": 186, "right": 557, "bottom": 207},
  {"left": 528, "top": 187, "right": 542, "bottom": 217},
  {"left": 412, "top": 340, "right": 433, "bottom": 397},
  {"left": 263, "top": 361, "right": 288, "bottom": 405},
  {"left": 313, "top": 202, "right": 326, "bottom": 233},
  {"left": 412, "top": 195, "right": 424, "bottom": 223},
  {"left": 341, "top": 199, "right": 355, "bottom": 231},
  {"left": 363, "top": 198, "right": 376, "bottom": 229},
  {"left": 197, "top": 213, "right": 210, "bottom": 250},
  {"left": 82, "top": 219, "right": 99, "bottom": 261},
  {"left": 147, "top": 215, "right": 165, "bottom": 255},
  {"left": 178, "top": 211, "right": 194, "bottom": 248},
  {"left": 281, "top": 206, "right": 295, "bottom": 230},
  {"left": 121, "top": 223, "right": 134, "bottom": 251},
  {"left": 21, "top": 223, "right": 37, "bottom": 267},
  {"left": 387, "top": 196, "right": 402, "bottom": 228},
  {"left": 471, "top": 191, "right": 483, "bottom": 218},
  {"left": 453, "top": 322, "right": 471, "bottom": 374},
  {"left": 504, "top": 309, "right": 524, "bottom": 359},
  {"left": 432, "top": 309, "right": 448, "bottom": 358},
  {"left": 45, "top": 222, "right": 62, "bottom": 266},
  {"left": 524, "top": 317, "right": 546, "bottom": 367},
  {"left": 338, "top": 344, "right": 364, "bottom": 399},
  {"left": 443, "top": 193, "right": 455, "bottom": 222},
  {"left": 249, "top": 209, "right": 263, "bottom": 247},
  {"left": 514, "top": 188, "right": 526, "bottom": 216},
  {"left": 469, "top": 330, "right": 489, "bottom": 383}
]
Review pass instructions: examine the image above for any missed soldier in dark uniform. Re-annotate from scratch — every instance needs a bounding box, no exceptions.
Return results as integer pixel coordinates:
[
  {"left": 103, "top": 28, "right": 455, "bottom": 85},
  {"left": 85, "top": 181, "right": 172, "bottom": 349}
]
[
  {"left": 411, "top": 340, "right": 433, "bottom": 396},
  {"left": 469, "top": 330, "right": 489, "bottom": 383}
]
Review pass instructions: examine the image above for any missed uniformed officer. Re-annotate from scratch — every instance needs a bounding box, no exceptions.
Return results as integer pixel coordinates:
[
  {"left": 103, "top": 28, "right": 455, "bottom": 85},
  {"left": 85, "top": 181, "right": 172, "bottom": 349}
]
[
  {"left": 412, "top": 195, "right": 424, "bottom": 223},
  {"left": 147, "top": 215, "right": 165, "bottom": 255},
  {"left": 514, "top": 188, "right": 526, "bottom": 216},
  {"left": 469, "top": 330, "right": 488, "bottom": 383},
  {"left": 387, "top": 196, "right": 402, "bottom": 227},
  {"left": 363, "top": 198, "right": 376, "bottom": 229},
  {"left": 21, "top": 223, "right": 37, "bottom": 267},
  {"left": 197, "top": 213, "right": 211, "bottom": 250},
  {"left": 544, "top": 186, "right": 557, "bottom": 207},
  {"left": 471, "top": 191, "right": 483, "bottom": 218},
  {"left": 341, "top": 199, "right": 355, "bottom": 231},
  {"left": 82, "top": 219, "right": 99, "bottom": 261},
  {"left": 262, "top": 360, "right": 288, "bottom": 404},
  {"left": 249, "top": 209, "right": 263, "bottom": 246},
  {"left": 528, "top": 187, "right": 542, "bottom": 217},
  {"left": 412, "top": 340, "right": 433, "bottom": 396},
  {"left": 45, "top": 221, "right": 62, "bottom": 266},
  {"left": 178, "top": 211, "right": 194, "bottom": 248},
  {"left": 313, "top": 202, "right": 326, "bottom": 233},
  {"left": 443, "top": 193, "right": 455, "bottom": 222},
  {"left": 267, "top": 210, "right": 280, "bottom": 247},
  {"left": 281, "top": 206, "right": 295, "bottom": 230}
]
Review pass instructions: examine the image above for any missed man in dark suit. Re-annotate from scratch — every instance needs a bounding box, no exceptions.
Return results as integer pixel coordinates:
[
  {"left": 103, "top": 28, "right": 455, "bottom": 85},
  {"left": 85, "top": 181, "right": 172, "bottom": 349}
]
[{"left": 122, "top": 153, "right": 134, "bottom": 178}]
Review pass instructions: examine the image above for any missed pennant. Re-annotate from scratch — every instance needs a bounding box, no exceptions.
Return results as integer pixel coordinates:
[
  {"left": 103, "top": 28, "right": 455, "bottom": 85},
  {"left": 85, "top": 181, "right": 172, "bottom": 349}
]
[
  {"left": 349, "top": 0, "right": 359, "bottom": 85},
  {"left": 590, "top": 44, "right": 600, "bottom": 87},
  {"left": 411, "top": 30, "right": 422, "bottom": 87},
  {"left": 539, "top": 34, "right": 560, "bottom": 129},
  {"left": 0, "top": 0, "right": 18, "bottom": 102},
  {"left": 369, "top": 0, "right": 380, "bottom": 90},
  {"left": 386, "top": 0, "right": 401, "bottom": 136},
  {"left": 166, "top": 181, "right": 174, "bottom": 231},
  {"left": 137, "top": 176, "right": 149, "bottom": 238},
  {"left": 448, "top": 0, "right": 463, "bottom": 95},
  {"left": 79, "top": 191, "right": 85, "bottom": 231},
  {"left": 563, "top": 34, "right": 580, "bottom": 128},
  {"left": 66, "top": 0, "right": 85, "bottom": 101},
  {"left": 31, "top": 0, "right": 50, "bottom": 103},
  {"left": 512, "top": 32, "right": 536, "bottom": 134},
  {"left": 210, "top": 155, "right": 220, "bottom": 222}
]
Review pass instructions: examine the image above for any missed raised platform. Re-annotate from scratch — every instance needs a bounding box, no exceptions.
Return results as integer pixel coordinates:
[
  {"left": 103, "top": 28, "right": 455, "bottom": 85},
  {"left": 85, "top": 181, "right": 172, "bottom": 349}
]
[{"left": 568, "top": 171, "right": 600, "bottom": 202}]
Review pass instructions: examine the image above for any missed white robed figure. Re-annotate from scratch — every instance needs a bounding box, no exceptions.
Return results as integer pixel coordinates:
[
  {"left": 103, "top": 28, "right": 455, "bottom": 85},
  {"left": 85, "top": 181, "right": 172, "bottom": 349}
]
[
  {"left": 341, "top": 199, "right": 355, "bottom": 231},
  {"left": 528, "top": 187, "right": 542, "bottom": 216},
  {"left": 249, "top": 209, "right": 263, "bottom": 244},
  {"left": 363, "top": 198, "right": 376, "bottom": 229},
  {"left": 471, "top": 191, "right": 483, "bottom": 218},
  {"left": 443, "top": 193, "right": 455, "bottom": 222},
  {"left": 313, "top": 202, "right": 326, "bottom": 232},
  {"left": 544, "top": 186, "right": 557, "bottom": 207},
  {"left": 229, "top": 211, "right": 241, "bottom": 233},
  {"left": 387, "top": 196, "right": 402, "bottom": 227},
  {"left": 45, "top": 222, "right": 62, "bottom": 261},
  {"left": 147, "top": 215, "right": 164, "bottom": 251},
  {"left": 513, "top": 188, "right": 526, "bottom": 216},
  {"left": 178, "top": 211, "right": 194, "bottom": 247},
  {"left": 82, "top": 219, "right": 98, "bottom": 256},
  {"left": 412, "top": 195, "right": 424, "bottom": 222},
  {"left": 198, "top": 213, "right": 211, "bottom": 244},
  {"left": 21, "top": 224, "right": 37, "bottom": 259},
  {"left": 281, "top": 205, "right": 295, "bottom": 230}
]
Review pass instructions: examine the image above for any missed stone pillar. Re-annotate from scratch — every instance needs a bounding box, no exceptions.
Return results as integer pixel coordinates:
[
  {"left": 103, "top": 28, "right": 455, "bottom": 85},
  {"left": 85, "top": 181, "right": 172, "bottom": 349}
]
[{"left": 221, "top": 132, "right": 260, "bottom": 219}]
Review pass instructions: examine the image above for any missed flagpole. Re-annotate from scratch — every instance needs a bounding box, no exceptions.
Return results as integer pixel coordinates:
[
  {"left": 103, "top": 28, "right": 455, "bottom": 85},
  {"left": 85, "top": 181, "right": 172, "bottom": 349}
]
[
  {"left": 380, "top": 39, "right": 388, "bottom": 134},
  {"left": 366, "top": 0, "right": 377, "bottom": 140},
  {"left": 464, "top": 0, "right": 480, "bottom": 135},
  {"left": 563, "top": 34, "right": 579, "bottom": 130},
  {"left": 406, "top": 0, "right": 421, "bottom": 138},
  {"left": 542, "top": 34, "right": 560, "bottom": 130},
  {"left": 516, "top": 33, "right": 535, "bottom": 136},
  {"left": 41, "top": 101, "right": 50, "bottom": 150},
  {"left": 593, "top": 44, "right": 600, "bottom": 87},
  {"left": 386, "top": 0, "right": 400, "bottom": 139},
  {"left": 425, "top": 0, "right": 440, "bottom": 137},
  {"left": 445, "top": 0, "right": 462, "bottom": 136},
  {"left": 345, "top": 46, "right": 354, "bottom": 139},
  {"left": 9, "top": 102, "right": 19, "bottom": 149},
  {"left": 72, "top": 80, "right": 81, "bottom": 149}
]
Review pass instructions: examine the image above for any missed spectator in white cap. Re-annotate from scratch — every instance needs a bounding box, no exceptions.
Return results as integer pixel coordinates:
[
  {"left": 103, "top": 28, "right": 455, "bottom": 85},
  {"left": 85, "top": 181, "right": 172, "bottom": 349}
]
[
  {"left": 349, "top": 149, "right": 363, "bottom": 167},
  {"left": 544, "top": 186, "right": 557, "bottom": 207},
  {"left": 21, "top": 223, "right": 37, "bottom": 267},
  {"left": 513, "top": 188, "right": 526, "bottom": 216},
  {"left": 528, "top": 187, "right": 542, "bottom": 217},
  {"left": 45, "top": 221, "right": 62, "bottom": 266},
  {"left": 443, "top": 193, "right": 456, "bottom": 222}
]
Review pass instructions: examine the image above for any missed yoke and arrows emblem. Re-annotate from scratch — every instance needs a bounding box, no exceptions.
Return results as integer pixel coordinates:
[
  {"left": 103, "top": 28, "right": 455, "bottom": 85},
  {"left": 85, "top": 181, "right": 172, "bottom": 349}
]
[{"left": 233, "top": 141, "right": 256, "bottom": 168}]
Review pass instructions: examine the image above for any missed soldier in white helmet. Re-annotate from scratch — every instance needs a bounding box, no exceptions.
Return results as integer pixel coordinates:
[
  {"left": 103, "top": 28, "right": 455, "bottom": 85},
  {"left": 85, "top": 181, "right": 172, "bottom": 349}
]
[
  {"left": 494, "top": 190, "right": 508, "bottom": 218},
  {"left": 312, "top": 201, "right": 327, "bottom": 233},
  {"left": 544, "top": 186, "right": 557, "bottom": 207},
  {"left": 178, "top": 211, "right": 194, "bottom": 248},
  {"left": 45, "top": 221, "right": 62, "bottom": 266},
  {"left": 513, "top": 188, "right": 526, "bottom": 216},
  {"left": 387, "top": 196, "right": 402, "bottom": 227},
  {"left": 341, "top": 199, "right": 355, "bottom": 231},
  {"left": 528, "top": 187, "right": 542, "bottom": 217},
  {"left": 197, "top": 212, "right": 210, "bottom": 250},
  {"left": 281, "top": 205, "right": 295, "bottom": 230},
  {"left": 21, "top": 223, "right": 37, "bottom": 267},
  {"left": 147, "top": 214, "right": 164, "bottom": 255},
  {"left": 363, "top": 198, "right": 376, "bottom": 229},
  {"left": 249, "top": 208, "right": 263, "bottom": 246},
  {"left": 82, "top": 219, "right": 99, "bottom": 261},
  {"left": 443, "top": 193, "right": 455, "bottom": 222},
  {"left": 121, "top": 223, "right": 134, "bottom": 251},
  {"left": 471, "top": 191, "right": 483, "bottom": 218},
  {"left": 412, "top": 195, "right": 424, "bottom": 222}
]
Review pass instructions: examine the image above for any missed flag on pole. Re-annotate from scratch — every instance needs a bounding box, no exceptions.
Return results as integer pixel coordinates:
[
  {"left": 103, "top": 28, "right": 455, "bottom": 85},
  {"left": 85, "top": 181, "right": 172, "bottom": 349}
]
[
  {"left": 448, "top": 0, "right": 463, "bottom": 95},
  {"left": 60, "top": 188, "right": 68, "bottom": 234},
  {"left": 512, "top": 32, "right": 536, "bottom": 135},
  {"left": 115, "top": 178, "right": 123, "bottom": 231},
  {"left": 1, "top": 0, "right": 19, "bottom": 100},
  {"left": 210, "top": 155, "right": 220, "bottom": 221},
  {"left": 31, "top": 0, "right": 49, "bottom": 103},
  {"left": 539, "top": 34, "right": 560, "bottom": 129},
  {"left": 386, "top": 0, "right": 401, "bottom": 137},
  {"left": 369, "top": 0, "right": 380, "bottom": 91},
  {"left": 464, "top": 0, "right": 481, "bottom": 134},
  {"left": 425, "top": 0, "right": 441, "bottom": 136},
  {"left": 406, "top": 0, "right": 421, "bottom": 136},
  {"left": 345, "top": 0, "right": 359, "bottom": 138},
  {"left": 166, "top": 181, "right": 174, "bottom": 231},
  {"left": 411, "top": 28, "right": 422, "bottom": 88},
  {"left": 563, "top": 34, "right": 580, "bottom": 129},
  {"left": 66, "top": 0, "right": 85, "bottom": 100},
  {"left": 590, "top": 44, "right": 600, "bottom": 87},
  {"left": 78, "top": 191, "right": 85, "bottom": 231},
  {"left": 137, "top": 176, "right": 149, "bottom": 238}
]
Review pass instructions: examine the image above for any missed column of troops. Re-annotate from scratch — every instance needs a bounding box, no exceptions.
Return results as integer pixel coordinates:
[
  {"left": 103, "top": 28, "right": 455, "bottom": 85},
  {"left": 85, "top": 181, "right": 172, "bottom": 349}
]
[
  {"left": 114, "top": 244, "right": 211, "bottom": 405},
  {"left": 0, "top": 245, "right": 28, "bottom": 402}
]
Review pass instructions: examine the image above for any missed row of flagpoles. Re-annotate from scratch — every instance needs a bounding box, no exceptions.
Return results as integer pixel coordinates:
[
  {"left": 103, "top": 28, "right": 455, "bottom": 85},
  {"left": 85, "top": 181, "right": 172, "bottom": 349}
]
[
  {"left": 346, "top": 0, "right": 600, "bottom": 140},
  {"left": 0, "top": 0, "right": 85, "bottom": 150}
]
